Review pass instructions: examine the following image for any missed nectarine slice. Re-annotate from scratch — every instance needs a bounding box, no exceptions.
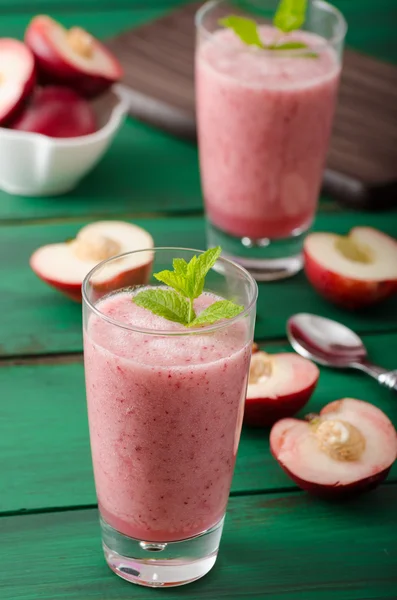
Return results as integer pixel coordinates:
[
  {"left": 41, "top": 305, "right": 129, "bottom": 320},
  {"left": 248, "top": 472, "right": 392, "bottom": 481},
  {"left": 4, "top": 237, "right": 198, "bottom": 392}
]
[
  {"left": 270, "top": 398, "right": 397, "bottom": 498},
  {"left": 245, "top": 351, "right": 319, "bottom": 427},
  {"left": 25, "top": 16, "right": 123, "bottom": 97},
  {"left": 12, "top": 86, "right": 96, "bottom": 137},
  {"left": 304, "top": 228, "right": 397, "bottom": 309},
  {"left": 30, "top": 221, "right": 154, "bottom": 301},
  {"left": 0, "top": 39, "right": 35, "bottom": 126}
]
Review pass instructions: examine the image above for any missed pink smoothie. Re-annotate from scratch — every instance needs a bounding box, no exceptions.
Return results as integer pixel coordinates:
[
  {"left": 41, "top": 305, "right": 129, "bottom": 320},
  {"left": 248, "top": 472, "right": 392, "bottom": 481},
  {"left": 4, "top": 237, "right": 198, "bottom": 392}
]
[
  {"left": 196, "top": 26, "right": 341, "bottom": 240},
  {"left": 84, "top": 289, "right": 251, "bottom": 542}
]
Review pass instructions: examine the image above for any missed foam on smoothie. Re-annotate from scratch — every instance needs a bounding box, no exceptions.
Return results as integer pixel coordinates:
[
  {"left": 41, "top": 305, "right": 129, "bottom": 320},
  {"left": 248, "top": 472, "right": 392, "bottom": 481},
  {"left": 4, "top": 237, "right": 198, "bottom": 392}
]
[
  {"left": 88, "top": 288, "right": 247, "bottom": 367},
  {"left": 198, "top": 26, "right": 339, "bottom": 88}
]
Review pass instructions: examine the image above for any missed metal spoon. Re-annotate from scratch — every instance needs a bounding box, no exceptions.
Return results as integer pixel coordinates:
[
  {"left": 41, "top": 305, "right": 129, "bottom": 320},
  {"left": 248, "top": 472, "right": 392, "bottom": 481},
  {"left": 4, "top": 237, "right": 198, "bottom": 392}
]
[{"left": 287, "top": 313, "right": 397, "bottom": 391}]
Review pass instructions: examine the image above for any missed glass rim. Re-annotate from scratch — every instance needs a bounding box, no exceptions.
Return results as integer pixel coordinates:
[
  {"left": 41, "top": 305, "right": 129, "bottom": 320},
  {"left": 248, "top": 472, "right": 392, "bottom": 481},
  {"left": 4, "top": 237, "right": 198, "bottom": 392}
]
[
  {"left": 195, "top": 0, "right": 347, "bottom": 56},
  {"left": 82, "top": 246, "right": 258, "bottom": 337}
]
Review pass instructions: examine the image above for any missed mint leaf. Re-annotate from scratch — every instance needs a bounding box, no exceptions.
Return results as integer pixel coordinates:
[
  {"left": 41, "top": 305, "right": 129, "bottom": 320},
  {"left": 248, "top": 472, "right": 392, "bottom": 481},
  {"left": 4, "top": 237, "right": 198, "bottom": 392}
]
[
  {"left": 189, "top": 246, "right": 222, "bottom": 299},
  {"left": 274, "top": 0, "right": 307, "bottom": 33},
  {"left": 133, "top": 288, "right": 191, "bottom": 324},
  {"left": 268, "top": 41, "right": 307, "bottom": 50},
  {"left": 173, "top": 258, "right": 188, "bottom": 275},
  {"left": 219, "top": 15, "right": 264, "bottom": 49},
  {"left": 155, "top": 247, "right": 222, "bottom": 302},
  {"left": 188, "top": 300, "right": 244, "bottom": 328},
  {"left": 154, "top": 269, "right": 190, "bottom": 297},
  {"left": 184, "top": 254, "right": 199, "bottom": 299},
  {"left": 268, "top": 40, "right": 317, "bottom": 57}
]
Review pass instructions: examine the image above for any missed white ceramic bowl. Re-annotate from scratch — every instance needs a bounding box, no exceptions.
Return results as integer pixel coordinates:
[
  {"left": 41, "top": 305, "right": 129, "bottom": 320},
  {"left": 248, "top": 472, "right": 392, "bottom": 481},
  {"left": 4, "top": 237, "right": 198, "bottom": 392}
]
[{"left": 0, "top": 84, "right": 129, "bottom": 196}]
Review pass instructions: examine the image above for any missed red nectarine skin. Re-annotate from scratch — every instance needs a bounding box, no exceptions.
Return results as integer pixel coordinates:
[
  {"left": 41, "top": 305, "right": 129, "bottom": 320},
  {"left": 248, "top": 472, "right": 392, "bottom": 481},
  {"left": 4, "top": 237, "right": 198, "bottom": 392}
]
[
  {"left": 25, "top": 17, "right": 123, "bottom": 98},
  {"left": 303, "top": 248, "right": 397, "bottom": 309},
  {"left": 273, "top": 461, "right": 391, "bottom": 499},
  {"left": 33, "top": 263, "right": 152, "bottom": 303},
  {"left": 0, "top": 74, "right": 35, "bottom": 126},
  {"left": 90, "top": 262, "right": 153, "bottom": 303},
  {"left": 1, "top": 84, "right": 33, "bottom": 126},
  {"left": 11, "top": 86, "right": 96, "bottom": 137},
  {"left": 0, "top": 39, "right": 36, "bottom": 126},
  {"left": 31, "top": 53, "right": 115, "bottom": 98},
  {"left": 34, "top": 274, "right": 82, "bottom": 302},
  {"left": 244, "top": 381, "right": 318, "bottom": 427}
]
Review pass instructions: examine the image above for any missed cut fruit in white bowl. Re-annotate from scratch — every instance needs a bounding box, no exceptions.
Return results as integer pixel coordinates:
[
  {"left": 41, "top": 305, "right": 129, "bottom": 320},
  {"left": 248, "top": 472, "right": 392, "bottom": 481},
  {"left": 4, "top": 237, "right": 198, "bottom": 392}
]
[
  {"left": 0, "top": 87, "right": 128, "bottom": 196},
  {"left": 0, "top": 39, "right": 35, "bottom": 126},
  {"left": 11, "top": 86, "right": 96, "bottom": 137},
  {"left": 245, "top": 350, "right": 319, "bottom": 427},
  {"left": 304, "top": 227, "right": 397, "bottom": 309},
  {"left": 30, "top": 221, "right": 154, "bottom": 301},
  {"left": 270, "top": 398, "right": 397, "bottom": 498},
  {"left": 25, "top": 15, "right": 123, "bottom": 97}
]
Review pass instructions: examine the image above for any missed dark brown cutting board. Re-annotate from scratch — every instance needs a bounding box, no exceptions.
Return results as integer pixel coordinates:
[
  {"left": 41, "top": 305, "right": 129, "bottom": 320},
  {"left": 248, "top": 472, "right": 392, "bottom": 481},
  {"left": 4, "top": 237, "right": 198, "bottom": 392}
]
[{"left": 107, "top": 2, "right": 397, "bottom": 209}]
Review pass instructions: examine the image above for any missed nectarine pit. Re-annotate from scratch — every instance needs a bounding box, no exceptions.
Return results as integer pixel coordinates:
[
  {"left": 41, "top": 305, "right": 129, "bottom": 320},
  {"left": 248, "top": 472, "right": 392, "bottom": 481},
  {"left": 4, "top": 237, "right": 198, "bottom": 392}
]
[
  {"left": 72, "top": 229, "right": 121, "bottom": 262},
  {"left": 67, "top": 27, "right": 94, "bottom": 59},
  {"left": 334, "top": 235, "right": 373, "bottom": 264},
  {"left": 310, "top": 418, "right": 366, "bottom": 462}
]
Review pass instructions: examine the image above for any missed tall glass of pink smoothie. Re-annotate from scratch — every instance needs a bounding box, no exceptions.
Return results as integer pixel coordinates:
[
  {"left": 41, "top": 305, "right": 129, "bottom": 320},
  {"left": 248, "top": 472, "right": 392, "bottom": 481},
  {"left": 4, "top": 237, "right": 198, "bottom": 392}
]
[
  {"left": 82, "top": 247, "right": 257, "bottom": 587},
  {"left": 196, "top": 0, "right": 347, "bottom": 280}
]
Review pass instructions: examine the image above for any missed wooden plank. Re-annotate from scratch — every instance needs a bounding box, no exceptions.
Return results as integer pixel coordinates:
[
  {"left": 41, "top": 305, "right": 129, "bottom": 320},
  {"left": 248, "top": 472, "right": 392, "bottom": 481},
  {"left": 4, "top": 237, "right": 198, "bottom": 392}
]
[
  {"left": 0, "top": 213, "right": 396, "bottom": 357},
  {"left": 1, "top": 487, "right": 397, "bottom": 599},
  {"left": 1, "top": 333, "right": 396, "bottom": 513}
]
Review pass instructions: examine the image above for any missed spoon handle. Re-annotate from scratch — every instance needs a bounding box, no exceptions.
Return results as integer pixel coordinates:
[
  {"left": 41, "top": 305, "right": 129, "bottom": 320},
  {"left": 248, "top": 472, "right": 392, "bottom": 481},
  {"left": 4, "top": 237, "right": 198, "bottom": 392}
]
[
  {"left": 378, "top": 370, "right": 397, "bottom": 391},
  {"left": 353, "top": 361, "right": 397, "bottom": 391}
]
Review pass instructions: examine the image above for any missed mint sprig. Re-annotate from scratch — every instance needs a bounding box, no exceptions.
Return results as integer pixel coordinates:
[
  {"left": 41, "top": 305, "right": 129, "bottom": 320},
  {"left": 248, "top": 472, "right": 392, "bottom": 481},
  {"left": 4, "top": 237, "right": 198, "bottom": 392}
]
[
  {"left": 133, "top": 247, "right": 244, "bottom": 328},
  {"left": 219, "top": 0, "right": 316, "bottom": 57}
]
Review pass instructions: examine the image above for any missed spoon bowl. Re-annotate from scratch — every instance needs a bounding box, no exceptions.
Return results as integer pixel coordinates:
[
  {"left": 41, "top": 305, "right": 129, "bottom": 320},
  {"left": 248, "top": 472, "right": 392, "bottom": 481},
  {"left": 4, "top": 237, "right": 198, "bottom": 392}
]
[
  {"left": 287, "top": 313, "right": 397, "bottom": 391},
  {"left": 287, "top": 313, "right": 367, "bottom": 368}
]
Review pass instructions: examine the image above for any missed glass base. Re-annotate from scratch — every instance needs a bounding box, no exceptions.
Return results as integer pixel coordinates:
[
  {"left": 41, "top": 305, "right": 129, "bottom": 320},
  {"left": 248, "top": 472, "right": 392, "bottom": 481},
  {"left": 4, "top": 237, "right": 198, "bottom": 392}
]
[
  {"left": 100, "top": 515, "right": 224, "bottom": 588},
  {"left": 206, "top": 220, "right": 306, "bottom": 281}
]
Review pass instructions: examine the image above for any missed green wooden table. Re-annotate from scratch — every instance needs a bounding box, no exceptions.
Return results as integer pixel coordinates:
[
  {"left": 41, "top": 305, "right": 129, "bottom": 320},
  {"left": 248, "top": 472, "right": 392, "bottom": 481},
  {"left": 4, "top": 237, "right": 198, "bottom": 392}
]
[{"left": 1, "top": 2, "right": 396, "bottom": 598}]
